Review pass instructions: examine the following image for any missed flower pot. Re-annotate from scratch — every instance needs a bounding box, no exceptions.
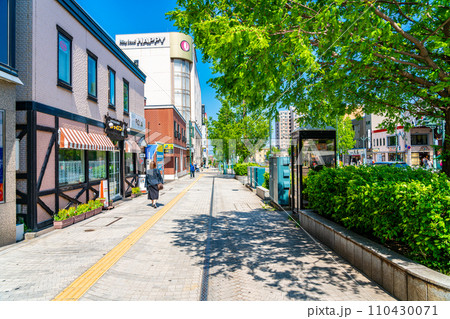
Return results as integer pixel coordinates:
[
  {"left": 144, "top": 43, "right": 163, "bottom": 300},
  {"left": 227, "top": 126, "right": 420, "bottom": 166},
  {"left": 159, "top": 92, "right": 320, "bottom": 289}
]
[
  {"left": 93, "top": 207, "right": 102, "bottom": 215},
  {"left": 85, "top": 209, "right": 95, "bottom": 219},
  {"left": 16, "top": 224, "right": 24, "bottom": 242},
  {"left": 54, "top": 217, "right": 74, "bottom": 229},
  {"left": 73, "top": 213, "right": 86, "bottom": 223}
]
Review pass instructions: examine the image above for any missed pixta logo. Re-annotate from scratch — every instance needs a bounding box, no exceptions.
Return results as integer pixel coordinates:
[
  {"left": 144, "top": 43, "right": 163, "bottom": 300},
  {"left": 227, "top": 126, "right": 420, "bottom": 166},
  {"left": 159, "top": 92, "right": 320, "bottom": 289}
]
[{"left": 180, "top": 40, "right": 190, "bottom": 52}]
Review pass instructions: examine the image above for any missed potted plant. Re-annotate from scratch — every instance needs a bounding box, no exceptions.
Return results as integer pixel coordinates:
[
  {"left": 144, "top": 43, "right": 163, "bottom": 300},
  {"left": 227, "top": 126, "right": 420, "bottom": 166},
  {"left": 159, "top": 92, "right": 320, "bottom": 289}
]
[
  {"left": 54, "top": 207, "right": 76, "bottom": 229},
  {"left": 98, "top": 197, "right": 106, "bottom": 206},
  {"left": 16, "top": 217, "right": 25, "bottom": 242}
]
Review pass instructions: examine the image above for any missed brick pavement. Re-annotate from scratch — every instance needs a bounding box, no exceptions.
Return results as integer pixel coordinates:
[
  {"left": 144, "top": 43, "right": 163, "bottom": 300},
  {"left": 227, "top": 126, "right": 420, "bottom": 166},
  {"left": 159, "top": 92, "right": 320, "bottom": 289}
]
[{"left": 0, "top": 171, "right": 395, "bottom": 301}]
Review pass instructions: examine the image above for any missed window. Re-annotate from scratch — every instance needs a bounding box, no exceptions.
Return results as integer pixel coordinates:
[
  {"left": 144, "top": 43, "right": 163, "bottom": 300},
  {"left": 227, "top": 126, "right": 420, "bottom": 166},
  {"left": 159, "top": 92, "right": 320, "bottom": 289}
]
[
  {"left": 87, "top": 51, "right": 97, "bottom": 99},
  {"left": 88, "top": 151, "right": 106, "bottom": 180},
  {"left": 59, "top": 149, "right": 85, "bottom": 185},
  {"left": 0, "top": 0, "right": 15, "bottom": 70},
  {"left": 0, "top": 110, "right": 4, "bottom": 203},
  {"left": 57, "top": 26, "right": 72, "bottom": 88},
  {"left": 173, "top": 59, "right": 190, "bottom": 121},
  {"left": 108, "top": 67, "right": 116, "bottom": 107},
  {"left": 387, "top": 136, "right": 397, "bottom": 146},
  {"left": 411, "top": 134, "right": 428, "bottom": 146},
  {"left": 174, "top": 121, "right": 177, "bottom": 138},
  {"left": 123, "top": 79, "right": 129, "bottom": 114},
  {"left": 383, "top": 138, "right": 385, "bottom": 146},
  {"left": 125, "top": 153, "right": 134, "bottom": 175},
  {"left": 177, "top": 124, "right": 180, "bottom": 140}
]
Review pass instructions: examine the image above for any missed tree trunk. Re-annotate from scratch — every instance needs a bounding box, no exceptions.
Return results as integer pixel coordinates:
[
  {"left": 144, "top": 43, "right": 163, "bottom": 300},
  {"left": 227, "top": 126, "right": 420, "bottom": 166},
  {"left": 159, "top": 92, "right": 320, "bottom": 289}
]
[{"left": 442, "top": 110, "right": 450, "bottom": 177}]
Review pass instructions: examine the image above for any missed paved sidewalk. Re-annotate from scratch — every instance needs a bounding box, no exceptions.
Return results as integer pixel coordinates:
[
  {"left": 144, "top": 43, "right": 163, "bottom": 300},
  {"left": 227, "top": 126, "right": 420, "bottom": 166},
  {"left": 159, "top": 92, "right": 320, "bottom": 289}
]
[{"left": 0, "top": 172, "right": 394, "bottom": 301}]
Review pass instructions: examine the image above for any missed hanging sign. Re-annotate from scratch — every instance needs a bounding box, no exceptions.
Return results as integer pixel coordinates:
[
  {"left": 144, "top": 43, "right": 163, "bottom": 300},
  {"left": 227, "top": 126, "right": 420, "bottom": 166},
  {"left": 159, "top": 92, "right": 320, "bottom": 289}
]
[{"left": 105, "top": 116, "right": 128, "bottom": 140}]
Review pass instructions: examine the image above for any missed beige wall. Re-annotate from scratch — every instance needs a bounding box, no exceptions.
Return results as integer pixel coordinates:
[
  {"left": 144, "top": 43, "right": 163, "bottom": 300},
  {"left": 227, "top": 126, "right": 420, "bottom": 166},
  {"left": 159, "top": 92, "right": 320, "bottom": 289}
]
[{"left": 0, "top": 81, "right": 17, "bottom": 246}]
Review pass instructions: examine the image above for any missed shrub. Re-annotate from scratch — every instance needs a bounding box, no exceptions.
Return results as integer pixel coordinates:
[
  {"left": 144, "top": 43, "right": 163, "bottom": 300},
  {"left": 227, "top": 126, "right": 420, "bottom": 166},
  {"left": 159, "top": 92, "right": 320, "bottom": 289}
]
[
  {"left": 305, "top": 165, "right": 450, "bottom": 274},
  {"left": 132, "top": 187, "right": 141, "bottom": 195},
  {"left": 234, "top": 162, "right": 259, "bottom": 176},
  {"left": 54, "top": 206, "right": 77, "bottom": 221},
  {"left": 262, "top": 172, "right": 270, "bottom": 190},
  {"left": 76, "top": 203, "right": 91, "bottom": 214}
]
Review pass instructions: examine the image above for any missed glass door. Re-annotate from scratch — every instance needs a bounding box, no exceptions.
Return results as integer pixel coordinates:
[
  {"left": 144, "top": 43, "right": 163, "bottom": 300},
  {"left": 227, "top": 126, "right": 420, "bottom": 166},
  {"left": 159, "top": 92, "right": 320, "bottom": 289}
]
[{"left": 109, "top": 151, "right": 121, "bottom": 200}]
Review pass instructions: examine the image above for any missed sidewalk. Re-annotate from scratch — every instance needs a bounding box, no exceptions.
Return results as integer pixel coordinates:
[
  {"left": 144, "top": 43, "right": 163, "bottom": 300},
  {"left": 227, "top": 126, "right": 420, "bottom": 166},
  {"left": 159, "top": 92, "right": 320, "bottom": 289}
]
[{"left": 0, "top": 172, "right": 394, "bottom": 301}]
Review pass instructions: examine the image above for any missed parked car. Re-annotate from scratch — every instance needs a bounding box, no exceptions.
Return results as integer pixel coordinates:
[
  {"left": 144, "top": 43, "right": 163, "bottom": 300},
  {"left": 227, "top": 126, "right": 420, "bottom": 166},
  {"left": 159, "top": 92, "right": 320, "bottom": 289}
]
[{"left": 371, "top": 162, "right": 409, "bottom": 168}]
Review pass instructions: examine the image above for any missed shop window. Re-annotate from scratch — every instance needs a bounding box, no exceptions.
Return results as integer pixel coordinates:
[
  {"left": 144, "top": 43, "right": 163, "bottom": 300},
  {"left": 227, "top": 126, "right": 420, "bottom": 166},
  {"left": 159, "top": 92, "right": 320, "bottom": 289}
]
[
  {"left": 87, "top": 51, "right": 97, "bottom": 99},
  {"left": 387, "top": 136, "right": 396, "bottom": 146},
  {"left": 411, "top": 134, "right": 428, "bottom": 146},
  {"left": 123, "top": 79, "right": 129, "bottom": 114},
  {"left": 59, "top": 149, "right": 85, "bottom": 185},
  {"left": 0, "top": 0, "right": 15, "bottom": 69},
  {"left": 108, "top": 67, "right": 116, "bottom": 108},
  {"left": 125, "top": 153, "right": 134, "bottom": 175},
  {"left": 57, "top": 27, "right": 72, "bottom": 88},
  {"left": 88, "top": 151, "right": 106, "bottom": 180}
]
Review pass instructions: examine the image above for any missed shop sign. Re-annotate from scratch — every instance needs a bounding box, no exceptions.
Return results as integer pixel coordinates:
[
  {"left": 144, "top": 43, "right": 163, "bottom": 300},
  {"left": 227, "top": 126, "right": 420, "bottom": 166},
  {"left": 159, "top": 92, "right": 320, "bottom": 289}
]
[
  {"left": 105, "top": 116, "right": 128, "bottom": 140},
  {"left": 119, "top": 36, "right": 166, "bottom": 47},
  {"left": 164, "top": 144, "right": 174, "bottom": 154},
  {"left": 180, "top": 40, "right": 190, "bottom": 52},
  {"left": 130, "top": 112, "right": 145, "bottom": 132}
]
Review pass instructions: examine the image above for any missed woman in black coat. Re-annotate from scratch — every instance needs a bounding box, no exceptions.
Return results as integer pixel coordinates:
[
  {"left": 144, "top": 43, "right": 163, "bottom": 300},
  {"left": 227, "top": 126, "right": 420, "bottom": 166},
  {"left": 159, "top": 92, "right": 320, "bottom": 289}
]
[{"left": 145, "top": 161, "right": 164, "bottom": 208}]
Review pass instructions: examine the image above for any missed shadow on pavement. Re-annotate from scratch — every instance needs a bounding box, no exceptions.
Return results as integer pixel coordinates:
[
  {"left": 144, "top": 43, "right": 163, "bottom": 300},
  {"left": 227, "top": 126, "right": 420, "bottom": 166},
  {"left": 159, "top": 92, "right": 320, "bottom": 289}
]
[{"left": 169, "top": 206, "right": 386, "bottom": 300}]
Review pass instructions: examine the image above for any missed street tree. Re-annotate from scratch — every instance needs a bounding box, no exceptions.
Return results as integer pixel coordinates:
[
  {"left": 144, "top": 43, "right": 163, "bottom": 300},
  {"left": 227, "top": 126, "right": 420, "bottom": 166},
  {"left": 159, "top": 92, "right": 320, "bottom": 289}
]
[
  {"left": 207, "top": 101, "right": 269, "bottom": 163},
  {"left": 168, "top": 1, "right": 450, "bottom": 174}
]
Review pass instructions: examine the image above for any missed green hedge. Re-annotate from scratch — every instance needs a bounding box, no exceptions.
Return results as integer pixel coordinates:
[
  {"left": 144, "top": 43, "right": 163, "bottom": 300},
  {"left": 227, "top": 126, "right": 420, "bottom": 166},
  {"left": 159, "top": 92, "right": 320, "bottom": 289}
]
[
  {"left": 234, "top": 162, "right": 259, "bottom": 176},
  {"left": 262, "top": 172, "right": 270, "bottom": 190},
  {"left": 305, "top": 165, "right": 450, "bottom": 274}
]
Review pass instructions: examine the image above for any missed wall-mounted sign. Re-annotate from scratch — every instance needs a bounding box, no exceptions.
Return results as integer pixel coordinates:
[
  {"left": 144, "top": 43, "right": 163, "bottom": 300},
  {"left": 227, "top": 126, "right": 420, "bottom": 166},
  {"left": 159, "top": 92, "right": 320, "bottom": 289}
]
[
  {"left": 130, "top": 112, "right": 145, "bottom": 132},
  {"left": 164, "top": 144, "right": 174, "bottom": 154},
  {"left": 119, "top": 36, "right": 166, "bottom": 47},
  {"left": 180, "top": 40, "right": 190, "bottom": 52},
  {"left": 105, "top": 116, "right": 128, "bottom": 141}
]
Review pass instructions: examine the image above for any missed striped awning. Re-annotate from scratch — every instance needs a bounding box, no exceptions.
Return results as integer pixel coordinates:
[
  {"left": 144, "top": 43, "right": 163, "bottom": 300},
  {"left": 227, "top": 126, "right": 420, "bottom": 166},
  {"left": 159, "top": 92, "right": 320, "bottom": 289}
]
[
  {"left": 89, "top": 133, "right": 116, "bottom": 151},
  {"left": 125, "top": 139, "right": 141, "bottom": 153},
  {"left": 59, "top": 127, "right": 95, "bottom": 150}
]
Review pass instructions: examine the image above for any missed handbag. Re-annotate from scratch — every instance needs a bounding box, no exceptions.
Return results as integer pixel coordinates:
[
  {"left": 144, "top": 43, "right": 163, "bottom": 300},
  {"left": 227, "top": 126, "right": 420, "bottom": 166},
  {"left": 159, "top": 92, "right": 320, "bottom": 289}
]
[{"left": 157, "top": 183, "right": 164, "bottom": 190}]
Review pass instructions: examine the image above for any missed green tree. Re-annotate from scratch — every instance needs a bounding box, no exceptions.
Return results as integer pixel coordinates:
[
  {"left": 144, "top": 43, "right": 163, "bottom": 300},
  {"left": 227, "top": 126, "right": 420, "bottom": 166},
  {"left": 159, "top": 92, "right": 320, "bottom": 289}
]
[
  {"left": 207, "top": 101, "right": 269, "bottom": 163},
  {"left": 168, "top": 1, "right": 450, "bottom": 174},
  {"left": 338, "top": 116, "right": 356, "bottom": 157}
]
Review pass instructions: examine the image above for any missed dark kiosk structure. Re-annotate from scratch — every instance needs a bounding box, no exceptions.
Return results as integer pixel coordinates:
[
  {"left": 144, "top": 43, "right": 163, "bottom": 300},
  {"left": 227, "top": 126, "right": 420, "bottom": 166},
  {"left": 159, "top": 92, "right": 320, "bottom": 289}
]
[{"left": 291, "top": 126, "right": 336, "bottom": 213}]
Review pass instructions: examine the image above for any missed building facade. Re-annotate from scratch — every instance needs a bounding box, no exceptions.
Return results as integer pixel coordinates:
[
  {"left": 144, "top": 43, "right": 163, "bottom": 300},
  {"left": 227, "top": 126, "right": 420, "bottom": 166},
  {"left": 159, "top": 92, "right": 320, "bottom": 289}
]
[
  {"left": 115, "top": 32, "right": 205, "bottom": 165},
  {"left": 15, "top": 0, "right": 146, "bottom": 232},
  {"left": 0, "top": 0, "right": 23, "bottom": 246},
  {"left": 275, "top": 107, "right": 300, "bottom": 151},
  {"left": 145, "top": 106, "right": 187, "bottom": 179}
]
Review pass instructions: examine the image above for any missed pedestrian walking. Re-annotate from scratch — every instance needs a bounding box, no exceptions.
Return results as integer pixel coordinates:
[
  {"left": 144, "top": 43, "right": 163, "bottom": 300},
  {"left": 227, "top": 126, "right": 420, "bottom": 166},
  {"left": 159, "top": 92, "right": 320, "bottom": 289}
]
[
  {"left": 145, "top": 161, "right": 163, "bottom": 208},
  {"left": 190, "top": 162, "right": 195, "bottom": 178}
]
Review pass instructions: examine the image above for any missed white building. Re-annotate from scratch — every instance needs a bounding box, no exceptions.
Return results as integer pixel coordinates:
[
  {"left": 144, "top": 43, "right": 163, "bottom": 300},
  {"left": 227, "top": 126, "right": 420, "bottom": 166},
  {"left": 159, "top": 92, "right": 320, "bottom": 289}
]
[
  {"left": 115, "top": 32, "right": 204, "bottom": 165},
  {"left": 275, "top": 107, "right": 300, "bottom": 151}
]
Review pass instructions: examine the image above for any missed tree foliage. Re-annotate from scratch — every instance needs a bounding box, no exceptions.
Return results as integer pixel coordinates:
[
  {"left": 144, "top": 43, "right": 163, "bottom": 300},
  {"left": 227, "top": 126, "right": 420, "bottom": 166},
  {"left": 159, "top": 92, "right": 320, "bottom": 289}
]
[
  {"left": 168, "top": 0, "right": 450, "bottom": 172},
  {"left": 207, "top": 101, "right": 269, "bottom": 163},
  {"left": 338, "top": 116, "right": 356, "bottom": 156}
]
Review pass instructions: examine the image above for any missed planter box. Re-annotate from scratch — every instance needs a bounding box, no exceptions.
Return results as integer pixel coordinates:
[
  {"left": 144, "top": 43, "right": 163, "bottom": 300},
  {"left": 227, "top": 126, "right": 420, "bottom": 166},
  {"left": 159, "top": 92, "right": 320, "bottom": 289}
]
[
  {"left": 73, "top": 213, "right": 85, "bottom": 223},
  {"left": 16, "top": 224, "right": 24, "bottom": 242},
  {"left": 54, "top": 217, "right": 75, "bottom": 229},
  {"left": 93, "top": 207, "right": 102, "bottom": 215},
  {"left": 131, "top": 194, "right": 136, "bottom": 198},
  {"left": 85, "top": 209, "right": 95, "bottom": 219}
]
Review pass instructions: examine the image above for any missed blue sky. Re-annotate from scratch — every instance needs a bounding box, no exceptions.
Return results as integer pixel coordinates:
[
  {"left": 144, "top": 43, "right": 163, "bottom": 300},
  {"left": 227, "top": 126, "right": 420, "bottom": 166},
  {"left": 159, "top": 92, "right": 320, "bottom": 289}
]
[{"left": 76, "top": 0, "right": 221, "bottom": 120}]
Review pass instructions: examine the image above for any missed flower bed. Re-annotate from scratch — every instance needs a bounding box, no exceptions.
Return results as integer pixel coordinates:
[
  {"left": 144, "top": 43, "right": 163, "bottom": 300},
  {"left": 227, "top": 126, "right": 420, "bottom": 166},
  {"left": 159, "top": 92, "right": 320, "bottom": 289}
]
[
  {"left": 304, "top": 165, "right": 450, "bottom": 275},
  {"left": 53, "top": 199, "right": 104, "bottom": 229}
]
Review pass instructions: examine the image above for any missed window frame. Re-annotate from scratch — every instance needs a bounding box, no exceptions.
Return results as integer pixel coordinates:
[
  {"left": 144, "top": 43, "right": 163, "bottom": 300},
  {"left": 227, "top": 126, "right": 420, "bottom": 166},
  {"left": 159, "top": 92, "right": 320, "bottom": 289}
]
[
  {"left": 108, "top": 66, "right": 116, "bottom": 109},
  {"left": 0, "top": 0, "right": 16, "bottom": 73},
  {"left": 123, "top": 78, "right": 129, "bottom": 115},
  {"left": 58, "top": 148, "right": 85, "bottom": 186},
  {"left": 56, "top": 25, "right": 73, "bottom": 91},
  {"left": 86, "top": 49, "right": 98, "bottom": 101},
  {"left": 88, "top": 150, "right": 106, "bottom": 181},
  {"left": 387, "top": 135, "right": 397, "bottom": 147},
  {"left": 411, "top": 134, "right": 428, "bottom": 146}
]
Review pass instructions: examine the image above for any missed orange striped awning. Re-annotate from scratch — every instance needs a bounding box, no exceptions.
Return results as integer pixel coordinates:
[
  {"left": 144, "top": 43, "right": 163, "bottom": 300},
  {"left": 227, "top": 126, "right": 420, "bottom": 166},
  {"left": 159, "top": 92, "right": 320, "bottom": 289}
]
[
  {"left": 59, "top": 127, "right": 95, "bottom": 150},
  {"left": 89, "top": 133, "right": 116, "bottom": 151}
]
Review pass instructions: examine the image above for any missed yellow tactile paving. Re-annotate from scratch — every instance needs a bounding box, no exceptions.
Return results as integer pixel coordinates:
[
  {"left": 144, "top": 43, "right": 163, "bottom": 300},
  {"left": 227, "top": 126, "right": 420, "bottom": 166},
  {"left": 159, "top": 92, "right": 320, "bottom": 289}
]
[{"left": 53, "top": 175, "right": 203, "bottom": 301}]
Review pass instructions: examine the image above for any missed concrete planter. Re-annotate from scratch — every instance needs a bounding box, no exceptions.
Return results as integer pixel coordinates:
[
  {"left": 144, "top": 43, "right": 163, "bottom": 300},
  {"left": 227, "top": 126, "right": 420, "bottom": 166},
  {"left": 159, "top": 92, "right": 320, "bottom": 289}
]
[
  {"left": 54, "top": 217, "right": 75, "bottom": 229},
  {"left": 298, "top": 210, "right": 450, "bottom": 301},
  {"left": 235, "top": 175, "right": 247, "bottom": 185},
  {"left": 16, "top": 224, "right": 24, "bottom": 242}
]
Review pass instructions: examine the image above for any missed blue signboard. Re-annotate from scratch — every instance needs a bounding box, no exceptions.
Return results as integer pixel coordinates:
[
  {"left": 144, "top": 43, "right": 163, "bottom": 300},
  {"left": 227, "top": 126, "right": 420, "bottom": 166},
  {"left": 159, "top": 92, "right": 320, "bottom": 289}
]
[{"left": 145, "top": 145, "right": 158, "bottom": 161}]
